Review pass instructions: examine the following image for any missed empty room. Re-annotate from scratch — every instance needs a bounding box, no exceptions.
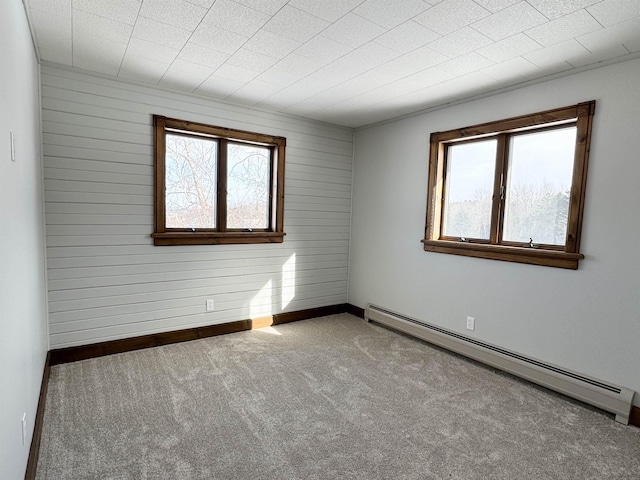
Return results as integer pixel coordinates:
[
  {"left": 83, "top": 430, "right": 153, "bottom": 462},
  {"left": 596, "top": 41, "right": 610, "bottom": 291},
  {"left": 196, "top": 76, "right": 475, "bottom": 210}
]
[{"left": 2, "top": 0, "right": 640, "bottom": 478}]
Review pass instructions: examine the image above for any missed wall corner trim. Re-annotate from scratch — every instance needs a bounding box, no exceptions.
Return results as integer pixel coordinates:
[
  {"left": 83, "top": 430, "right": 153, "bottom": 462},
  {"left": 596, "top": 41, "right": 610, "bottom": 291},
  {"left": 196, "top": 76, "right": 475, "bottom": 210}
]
[
  {"left": 630, "top": 406, "right": 640, "bottom": 428},
  {"left": 346, "top": 303, "right": 365, "bottom": 318},
  {"left": 24, "top": 351, "right": 51, "bottom": 480}
]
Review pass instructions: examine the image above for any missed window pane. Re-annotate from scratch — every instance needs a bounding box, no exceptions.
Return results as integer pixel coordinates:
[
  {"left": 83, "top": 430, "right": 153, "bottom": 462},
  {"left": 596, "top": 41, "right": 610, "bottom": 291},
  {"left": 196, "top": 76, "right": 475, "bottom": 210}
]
[
  {"left": 227, "top": 143, "right": 270, "bottom": 229},
  {"left": 502, "top": 127, "right": 576, "bottom": 246},
  {"left": 442, "top": 139, "right": 497, "bottom": 240},
  {"left": 165, "top": 134, "right": 217, "bottom": 229}
]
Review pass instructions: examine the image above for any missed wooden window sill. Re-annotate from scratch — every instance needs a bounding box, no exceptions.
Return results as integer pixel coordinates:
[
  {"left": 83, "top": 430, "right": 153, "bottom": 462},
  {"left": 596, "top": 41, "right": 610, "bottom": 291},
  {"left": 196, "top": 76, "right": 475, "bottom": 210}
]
[
  {"left": 152, "top": 232, "right": 285, "bottom": 246},
  {"left": 421, "top": 239, "right": 584, "bottom": 269}
]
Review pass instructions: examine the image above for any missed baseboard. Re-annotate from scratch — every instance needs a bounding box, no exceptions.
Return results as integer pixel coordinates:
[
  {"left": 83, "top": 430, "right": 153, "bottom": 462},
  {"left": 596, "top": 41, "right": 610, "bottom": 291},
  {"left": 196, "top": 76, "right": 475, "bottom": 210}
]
[
  {"left": 631, "top": 406, "right": 640, "bottom": 428},
  {"left": 24, "top": 351, "right": 51, "bottom": 480},
  {"left": 346, "top": 303, "right": 365, "bottom": 318},
  {"left": 50, "top": 303, "right": 364, "bottom": 365}
]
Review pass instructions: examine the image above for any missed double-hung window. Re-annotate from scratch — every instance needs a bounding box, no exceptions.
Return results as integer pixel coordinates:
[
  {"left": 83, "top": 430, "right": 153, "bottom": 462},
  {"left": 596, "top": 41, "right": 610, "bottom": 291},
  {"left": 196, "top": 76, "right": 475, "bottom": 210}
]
[
  {"left": 422, "top": 101, "right": 595, "bottom": 269},
  {"left": 152, "top": 116, "right": 286, "bottom": 245}
]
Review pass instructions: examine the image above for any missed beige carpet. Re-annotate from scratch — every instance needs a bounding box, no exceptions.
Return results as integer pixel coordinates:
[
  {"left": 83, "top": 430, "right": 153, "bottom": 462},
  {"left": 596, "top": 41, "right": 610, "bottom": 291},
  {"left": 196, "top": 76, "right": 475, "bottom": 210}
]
[{"left": 36, "top": 313, "right": 640, "bottom": 479}]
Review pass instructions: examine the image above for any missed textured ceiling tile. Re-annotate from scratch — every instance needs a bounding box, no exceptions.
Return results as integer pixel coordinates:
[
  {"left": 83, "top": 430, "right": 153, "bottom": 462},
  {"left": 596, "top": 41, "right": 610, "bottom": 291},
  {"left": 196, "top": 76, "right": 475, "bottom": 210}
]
[
  {"left": 524, "top": 39, "right": 590, "bottom": 68},
  {"left": 316, "top": 75, "right": 390, "bottom": 104},
  {"left": 473, "top": 0, "right": 520, "bottom": 13},
  {"left": 164, "top": 59, "right": 213, "bottom": 81},
  {"left": 353, "top": 0, "right": 430, "bottom": 29},
  {"left": 233, "top": 0, "right": 289, "bottom": 15},
  {"left": 394, "top": 44, "right": 449, "bottom": 71},
  {"left": 471, "top": 2, "right": 547, "bottom": 41},
  {"left": 202, "top": 0, "right": 270, "bottom": 36},
  {"left": 184, "top": 0, "right": 215, "bottom": 7},
  {"left": 288, "top": 0, "right": 365, "bottom": 22},
  {"left": 577, "top": 18, "right": 640, "bottom": 53},
  {"left": 526, "top": 9, "right": 602, "bottom": 47},
  {"left": 158, "top": 74, "right": 204, "bottom": 92},
  {"left": 190, "top": 24, "right": 248, "bottom": 55},
  {"left": 324, "top": 91, "right": 388, "bottom": 116},
  {"left": 213, "top": 63, "right": 259, "bottom": 83},
  {"left": 273, "top": 53, "right": 323, "bottom": 76},
  {"left": 179, "top": 42, "right": 230, "bottom": 68},
  {"left": 388, "top": 66, "right": 453, "bottom": 93},
  {"left": 196, "top": 75, "right": 245, "bottom": 98},
  {"left": 476, "top": 33, "right": 542, "bottom": 62},
  {"left": 415, "top": 71, "right": 495, "bottom": 99},
  {"left": 73, "top": 42, "right": 126, "bottom": 76},
  {"left": 126, "top": 37, "right": 179, "bottom": 63},
  {"left": 73, "top": 10, "right": 133, "bottom": 45},
  {"left": 427, "top": 26, "right": 492, "bottom": 57},
  {"left": 357, "top": 45, "right": 448, "bottom": 87},
  {"left": 374, "top": 21, "right": 441, "bottom": 53},
  {"left": 243, "top": 30, "right": 302, "bottom": 59},
  {"left": 307, "top": 63, "right": 360, "bottom": 88},
  {"left": 226, "top": 80, "right": 283, "bottom": 105},
  {"left": 132, "top": 16, "right": 191, "bottom": 50},
  {"left": 413, "top": 0, "right": 490, "bottom": 36},
  {"left": 527, "top": 0, "right": 602, "bottom": 20},
  {"left": 26, "top": 0, "right": 71, "bottom": 16},
  {"left": 568, "top": 43, "right": 630, "bottom": 67},
  {"left": 321, "top": 13, "right": 386, "bottom": 48},
  {"left": 226, "top": 49, "right": 280, "bottom": 71},
  {"left": 262, "top": 5, "right": 330, "bottom": 42},
  {"left": 587, "top": 0, "right": 640, "bottom": 27},
  {"left": 481, "top": 56, "right": 539, "bottom": 80},
  {"left": 438, "top": 52, "right": 495, "bottom": 76},
  {"left": 322, "top": 42, "right": 399, "bottom": 80},
  {"left": 73, "top": 0, "right": 141, "bottom": 25},
  {"left": 29, "top": 10, "right": 72, "bottom": 64},
  {"left": 352, "top": 62, "right": 413, "bottom": 88},
  {"left": 283, "top": 102, "right": 327, "bottom": 117},
  {"left": 255, "top": 67, "right": 303, "bottom": 86},
  {"left": 139, "top": 0, "right": 207, "bottom": 30},
  {"left": 295, "top": 36, "right": 354, "bottom": 64},
  {"left": 119, "top": 54, "right": 170, "bottom": 83},
  {"left": 257, "top": 85, "right": 320, "bottom": 110}
]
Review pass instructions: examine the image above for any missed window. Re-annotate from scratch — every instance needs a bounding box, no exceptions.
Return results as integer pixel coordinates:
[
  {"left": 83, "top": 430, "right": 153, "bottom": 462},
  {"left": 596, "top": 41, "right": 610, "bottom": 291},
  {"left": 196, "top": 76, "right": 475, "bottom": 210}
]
[
  {"left": 422, "top": 101, "right": 595, "bottom": 269},
  {"left": 152, "top": 116, "right": 286, "bottom": 245}
]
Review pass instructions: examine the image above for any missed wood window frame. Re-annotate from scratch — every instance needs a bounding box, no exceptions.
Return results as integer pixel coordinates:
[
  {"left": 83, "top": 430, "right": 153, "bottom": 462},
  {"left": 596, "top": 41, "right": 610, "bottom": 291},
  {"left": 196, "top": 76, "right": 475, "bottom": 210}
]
[
  {"left": 422, "top": 101, "right": 595, "bottom": 269},
  {"left": 152, "top": 115, "right": 286, "bottom": 246}
]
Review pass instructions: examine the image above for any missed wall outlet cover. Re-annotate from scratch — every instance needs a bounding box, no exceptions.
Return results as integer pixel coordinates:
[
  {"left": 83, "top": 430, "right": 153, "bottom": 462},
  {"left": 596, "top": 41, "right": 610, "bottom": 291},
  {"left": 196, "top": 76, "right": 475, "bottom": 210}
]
[{"left": 466, "top": 316, "right": 475, "bottom": 331}]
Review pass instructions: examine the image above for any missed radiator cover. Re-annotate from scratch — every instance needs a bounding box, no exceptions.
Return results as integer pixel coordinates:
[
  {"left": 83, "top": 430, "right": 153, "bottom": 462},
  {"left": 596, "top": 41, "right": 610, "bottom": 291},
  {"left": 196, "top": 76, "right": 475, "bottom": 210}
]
[{"left": 365, "top": 304, "right": 635, "bottom": 425}]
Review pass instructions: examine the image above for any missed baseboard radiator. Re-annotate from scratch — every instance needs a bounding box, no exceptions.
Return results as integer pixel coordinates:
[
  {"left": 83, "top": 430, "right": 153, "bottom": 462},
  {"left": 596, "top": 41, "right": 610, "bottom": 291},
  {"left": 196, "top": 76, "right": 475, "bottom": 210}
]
[{"left": 365, "top": 304, "right": 635, "bottom": 425}]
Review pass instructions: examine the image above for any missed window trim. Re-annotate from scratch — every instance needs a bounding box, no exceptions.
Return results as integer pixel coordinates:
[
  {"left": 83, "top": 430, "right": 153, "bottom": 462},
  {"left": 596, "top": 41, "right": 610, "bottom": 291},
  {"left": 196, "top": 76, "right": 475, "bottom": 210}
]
[
  {"left": 152, "top": 115, "right": 286, "bottom": 246},
  {"left": 422, "top": 101, "right": 595, "bottom": 269}
]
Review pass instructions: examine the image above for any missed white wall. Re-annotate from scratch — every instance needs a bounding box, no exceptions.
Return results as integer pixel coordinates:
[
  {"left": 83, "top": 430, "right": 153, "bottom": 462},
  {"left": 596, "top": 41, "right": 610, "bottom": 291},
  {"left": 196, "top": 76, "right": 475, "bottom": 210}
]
[
  {"left": 349, "top": 58, "right": 640, "bottom": 407},
  {"left": 0, "top": 0, "right": 49, "bottom": 478},
  {"left": 41, "top": 65, "right": 353, "bottom": 348}
]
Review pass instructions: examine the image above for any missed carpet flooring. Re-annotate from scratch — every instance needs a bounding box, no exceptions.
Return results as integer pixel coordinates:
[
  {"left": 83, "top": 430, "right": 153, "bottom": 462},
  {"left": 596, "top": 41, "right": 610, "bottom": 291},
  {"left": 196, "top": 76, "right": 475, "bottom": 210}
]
[{"left": 36, "top": 313, "right": 640, "bottom": 479}]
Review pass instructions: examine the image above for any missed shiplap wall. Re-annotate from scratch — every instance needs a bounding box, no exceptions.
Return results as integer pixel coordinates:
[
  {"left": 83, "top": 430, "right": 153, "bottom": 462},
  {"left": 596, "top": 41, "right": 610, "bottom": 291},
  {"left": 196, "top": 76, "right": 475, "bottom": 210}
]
[{"left": 41, "top": 64, "right": 353, "bottom": 349}]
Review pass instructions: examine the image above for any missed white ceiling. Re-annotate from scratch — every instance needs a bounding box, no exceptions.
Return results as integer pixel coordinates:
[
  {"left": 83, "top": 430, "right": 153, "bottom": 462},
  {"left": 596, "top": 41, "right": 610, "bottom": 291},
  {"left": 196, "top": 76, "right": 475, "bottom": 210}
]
[{"left": 24, "top": 0, "right": 640, "bottom": 127}]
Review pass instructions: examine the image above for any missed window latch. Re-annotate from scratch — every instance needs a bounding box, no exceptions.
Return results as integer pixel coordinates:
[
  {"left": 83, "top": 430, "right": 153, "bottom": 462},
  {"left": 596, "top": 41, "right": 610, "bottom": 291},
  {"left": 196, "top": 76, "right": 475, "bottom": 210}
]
[
  {"left": 528, "top": 238, "right": 537, "bottom": 248},
  {"left": 500, "top": 185, "right": 505, "bottom": 200},
  {"left": 459, "top": 237, "right": 467, "bottom": 242}
]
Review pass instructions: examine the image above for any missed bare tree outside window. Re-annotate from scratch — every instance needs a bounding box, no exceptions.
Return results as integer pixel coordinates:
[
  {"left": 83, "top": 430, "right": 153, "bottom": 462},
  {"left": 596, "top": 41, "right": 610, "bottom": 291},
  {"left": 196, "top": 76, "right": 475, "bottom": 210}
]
[
  {"left": 165, "top": 134, "right": 217, "bottom": 229},
  {"left": 227, "top": 143, "right": 270, "bottom": 229}
]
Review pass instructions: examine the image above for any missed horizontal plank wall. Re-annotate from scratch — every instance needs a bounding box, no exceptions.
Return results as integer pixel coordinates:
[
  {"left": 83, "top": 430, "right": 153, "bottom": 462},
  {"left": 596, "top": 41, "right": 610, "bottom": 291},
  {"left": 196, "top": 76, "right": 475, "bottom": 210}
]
[{"left": 41, "top": 64, "right": 353, "bottom": 349}]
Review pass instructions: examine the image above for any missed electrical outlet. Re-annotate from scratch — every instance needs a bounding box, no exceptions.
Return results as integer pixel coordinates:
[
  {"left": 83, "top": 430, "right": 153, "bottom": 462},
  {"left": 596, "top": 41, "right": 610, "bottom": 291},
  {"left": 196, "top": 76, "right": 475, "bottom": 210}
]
[
  {"left": 466, "top": 316, "right": 475, "bottom": 331},
  {"left": 22, "top": 413, "right": 27, "bottom": 446},
  {"left": 206, "top": 299, "right": 214, "bottom": 312}
]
